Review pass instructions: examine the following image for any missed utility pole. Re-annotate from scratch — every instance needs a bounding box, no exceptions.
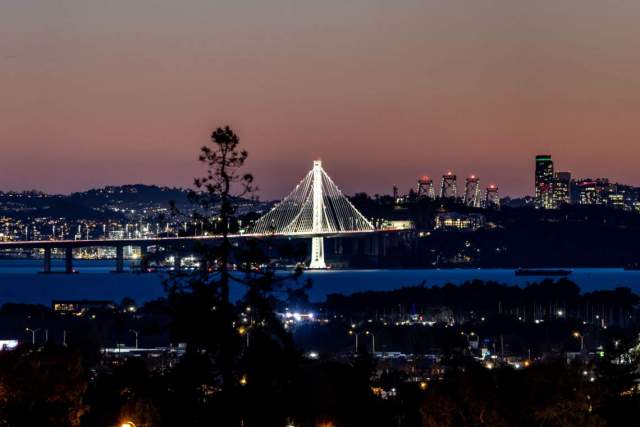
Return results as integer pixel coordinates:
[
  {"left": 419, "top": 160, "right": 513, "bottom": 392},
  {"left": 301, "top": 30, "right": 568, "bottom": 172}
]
[
  {"left": 25, "top": 328, "right": 40, "bottom": 346},
  {"left": 129, "top": 329, "right": 139, "bottom": 349}
]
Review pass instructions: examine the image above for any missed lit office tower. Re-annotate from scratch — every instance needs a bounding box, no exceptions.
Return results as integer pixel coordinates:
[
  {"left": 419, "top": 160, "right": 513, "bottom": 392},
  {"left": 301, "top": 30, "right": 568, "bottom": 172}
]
[
  {"left": 440, "top": 172, "right": 457, "bottom": 199},
  {"left": 608, "top": 191, "right": 625, "bottom": 209},
  {"left": 463, "top": 175, "right": 481, "bottom": 207},
  {"left": 577, "top": 180, "right": 601, "bottom": 205},
  {"left": 485, "top": 184, "right": 500, "bottom": 208},
  {"left": 535, "top": 155, "right": 555, "bottom": 209},
  {"left": 553, "top": 171, "right": 571, "bottom": 206},
  {"left": 416, "top": 176, "right": 436, "bottom": 199}
]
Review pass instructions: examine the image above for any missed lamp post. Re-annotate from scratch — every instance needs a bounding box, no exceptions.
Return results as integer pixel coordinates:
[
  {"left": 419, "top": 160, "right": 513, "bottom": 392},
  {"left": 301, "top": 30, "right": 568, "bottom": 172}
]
[
  {"left": 25, "top": 328, "right": 40, "bottom": 346},
  {"left": 238, "top": 326, "right": 250, "bottom": 348},
  {"left": 365, "top": 331, "right": 376, "bottom": 353},
  {"left": 129, "top": 329, "right": 139, "bottom": 349},
  {"left": 460, "top": 331, "right": 477, "bottom": 352},
  {"left": 348, "top": 330, "right": 360, "bottom": 353},
  {"left": 573, "top": 332, "right": 584, "bottom": 352}
]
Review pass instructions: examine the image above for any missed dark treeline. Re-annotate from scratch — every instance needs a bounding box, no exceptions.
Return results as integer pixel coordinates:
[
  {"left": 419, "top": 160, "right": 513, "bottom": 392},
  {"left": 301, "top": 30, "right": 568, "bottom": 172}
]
[
  {"left": 323, "top": 279, "right": 640, "bottom": 327},
  {"left": 420, "top": 359, "right": 639, "bottom": 427},
  {"left": 285, "top": 280, "right": 640, "bottom": 358}
]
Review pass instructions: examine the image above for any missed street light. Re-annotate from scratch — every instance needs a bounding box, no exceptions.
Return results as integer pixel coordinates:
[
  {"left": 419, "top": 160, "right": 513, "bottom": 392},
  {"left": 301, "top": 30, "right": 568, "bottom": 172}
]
[
  {"left": 129, "top": 329, "right": 139, "bottom": 349},
  {"left": 573, "top": 332, "right": 584, "bottom": 352},
  {"left": 348, "top": 330, "right": 360, "bottom": 353},
  {"left": 25, "top": 328, "right": 40, "bottom": 346},
  {"left": 238, "top": 326, "right": 250, "bottom": 348},
  {"left": 365, "top": 331, "right": 376, "bottom": 353},
  {"left": 120, "top": 422, "right": 136, "bottom": 427},
  {"left": 460, "top": 331, "right": 475, "bottom": 347}
]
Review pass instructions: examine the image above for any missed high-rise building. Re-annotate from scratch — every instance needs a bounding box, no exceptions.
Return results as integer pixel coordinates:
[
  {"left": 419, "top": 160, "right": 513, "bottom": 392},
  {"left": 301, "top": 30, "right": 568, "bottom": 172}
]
[
  {"left": 573, "top": 178, "right": 618, "bottom": 206},
  {"left": 485, "top": 185, "right": 500, "bottom": 208},
  {"left": 463, "top": 175, "right": 481, "bottom": 207},
  {"left": 440, "top": 172, "right": 457, "bottom": 199},
  {"left": 608, "top": 193, "right": 625, "bottom": 209},
  {"left": 576, "top": 180, "right": 602, "bottom": 205},
  {"left": 553, "top": 171, "right": 571, "bottom": 207},
  {"left": 603, "top": 182, "right": 627, "bottom": 209},
  {"left": 535, "top": 155, "right": 555, "bottom": 209},
  {"left": 416, "top": 176, "right": 436, "bottom": 199}
]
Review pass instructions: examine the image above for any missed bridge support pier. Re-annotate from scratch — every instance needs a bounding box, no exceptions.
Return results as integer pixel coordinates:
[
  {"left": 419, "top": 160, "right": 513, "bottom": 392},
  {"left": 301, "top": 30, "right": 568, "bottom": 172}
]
[
  {"left": 371, "top": 235, "right": 379, "bottom": 256},
  {"left": 309, "top": 237, "right": 327, "bottom": 269},
  {"left": 43, "top": 247, "right": 52, "bottom": 274},
  {"left": 173, "top": 254, "right": 181, "bottom": 272},
  {"left": 115, "top": 246, "right": 124, "bottom": 273},
  {"left": 64, "top": 247, "right": 74, "bottom": 274}
]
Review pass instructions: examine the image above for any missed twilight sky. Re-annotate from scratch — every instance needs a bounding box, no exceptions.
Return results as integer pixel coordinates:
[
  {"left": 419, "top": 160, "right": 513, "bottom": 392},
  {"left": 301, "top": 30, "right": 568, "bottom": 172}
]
[{"left": 2, "top": 0, "right": 640, "bottom": 199}]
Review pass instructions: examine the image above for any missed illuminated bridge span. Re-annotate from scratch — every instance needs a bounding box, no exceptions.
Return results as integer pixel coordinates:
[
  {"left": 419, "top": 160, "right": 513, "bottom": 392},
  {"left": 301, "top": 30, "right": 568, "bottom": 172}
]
[{"left": 0, "top": 161, "right": 377, "bottom": 272}]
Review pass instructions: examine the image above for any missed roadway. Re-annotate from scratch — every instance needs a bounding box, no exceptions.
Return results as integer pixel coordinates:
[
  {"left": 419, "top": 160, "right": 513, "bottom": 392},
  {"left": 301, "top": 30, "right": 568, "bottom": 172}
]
[{"left": 0, "top": 230, "right": 382, "bottom": 250}]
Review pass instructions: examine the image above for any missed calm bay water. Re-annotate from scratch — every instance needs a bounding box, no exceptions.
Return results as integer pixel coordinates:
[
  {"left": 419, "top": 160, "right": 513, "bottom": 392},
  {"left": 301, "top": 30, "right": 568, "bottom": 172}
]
[{"left": 1, "top": 259, "right": 640, "bottom": 305}]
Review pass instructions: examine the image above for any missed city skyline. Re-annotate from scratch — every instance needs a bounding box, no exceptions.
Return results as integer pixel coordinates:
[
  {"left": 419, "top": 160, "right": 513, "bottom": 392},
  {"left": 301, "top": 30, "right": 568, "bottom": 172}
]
[
  {"left": 3, "top": 0, "right": 640, "bottom": 198},
  {"left": 0, "top": 153, "right": 631, "bottom": 201}
]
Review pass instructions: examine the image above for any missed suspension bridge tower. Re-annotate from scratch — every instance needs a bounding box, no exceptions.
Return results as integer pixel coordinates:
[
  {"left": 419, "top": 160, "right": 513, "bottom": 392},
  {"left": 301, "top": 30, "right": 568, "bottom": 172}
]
[
  {"left": 464, "top": 175, "right": 481, "bottom": 207},
  {"left": 417, "top": 176, "right": 435, "bottom": 199},
  {"left": 440, "top": 172, "right": 457, "bottom": 199},
  {"left": 310, "top": 161, "right": 326, "bottom": 268},
  {"left": 485, "top": 184, "right": 500, "bottom": 208},
  {"left": 252, "top": 160, "right": 374, "bottom": 269}
]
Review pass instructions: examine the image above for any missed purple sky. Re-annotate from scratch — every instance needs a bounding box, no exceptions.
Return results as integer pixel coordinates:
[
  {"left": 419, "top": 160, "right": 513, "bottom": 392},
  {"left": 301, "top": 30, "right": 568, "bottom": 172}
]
[{"left": 2, "top": 0, "right": 640, "bottom": 199}]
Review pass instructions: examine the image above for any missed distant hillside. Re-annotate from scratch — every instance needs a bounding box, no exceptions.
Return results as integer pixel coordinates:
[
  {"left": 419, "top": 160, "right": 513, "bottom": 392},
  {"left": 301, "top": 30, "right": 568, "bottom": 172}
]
[
  {"left": 0, "top": 185, "right": 269, "bottom": 221},
  {"left": 0, "top": 200, "right": 123, "bottom": 221},
  {"left": 67, "top": 185, "right": 191, "bottom": 209}
]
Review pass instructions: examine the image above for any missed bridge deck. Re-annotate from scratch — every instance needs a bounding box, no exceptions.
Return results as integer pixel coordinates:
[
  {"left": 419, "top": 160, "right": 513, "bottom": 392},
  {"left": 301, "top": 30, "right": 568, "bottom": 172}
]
[{"left": 0, "top": 230, "right": 395, "bottom": 250}]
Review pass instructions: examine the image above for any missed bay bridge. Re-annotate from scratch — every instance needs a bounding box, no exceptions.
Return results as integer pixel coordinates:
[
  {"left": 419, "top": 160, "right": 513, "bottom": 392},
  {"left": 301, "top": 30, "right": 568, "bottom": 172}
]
[{"left": 0, "top": 161, "right": 390, "bottom": 273}]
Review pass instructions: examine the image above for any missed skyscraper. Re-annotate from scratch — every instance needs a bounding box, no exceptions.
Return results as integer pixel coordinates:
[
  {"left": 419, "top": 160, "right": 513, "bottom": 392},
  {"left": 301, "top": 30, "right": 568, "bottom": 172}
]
[
  {"left": 463, "top": 175, "right": 481, "bottom": 207},
  {"left": 485, "top": 184, "right": 500, "bottom": 208},
  {"left": 440, "top": 172, "right": 457, "bottom": 199},
  {"left": 553, "top": 171, "right": 571, "bottom": 207},
  {"left": 416, "top": 176, "right": 436, "bottom": 199},
  {"left": 535, "top": 155, "right": 555, "bottom": 209},
  {"left": 577, "top": 180, "right": 601, "bottom": 205},
  {"left": 575, "top": 178, "right": 611, "bottom": 206}
]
